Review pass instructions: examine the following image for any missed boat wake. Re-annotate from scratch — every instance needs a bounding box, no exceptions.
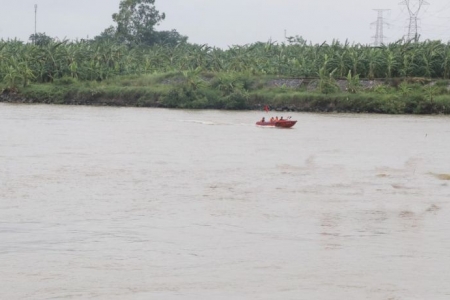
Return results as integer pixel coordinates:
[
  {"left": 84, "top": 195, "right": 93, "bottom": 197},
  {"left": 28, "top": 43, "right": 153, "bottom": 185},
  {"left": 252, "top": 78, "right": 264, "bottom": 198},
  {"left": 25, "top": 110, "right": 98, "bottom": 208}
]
[
  {"left": 181, "top": 119, "right": 227, "bottom": 126},
  {"left": 181, "top": 120, "right": 265, "bottom": 127},
  {"left": 180, "top": 119, "right": 250, "bottom": 126}
]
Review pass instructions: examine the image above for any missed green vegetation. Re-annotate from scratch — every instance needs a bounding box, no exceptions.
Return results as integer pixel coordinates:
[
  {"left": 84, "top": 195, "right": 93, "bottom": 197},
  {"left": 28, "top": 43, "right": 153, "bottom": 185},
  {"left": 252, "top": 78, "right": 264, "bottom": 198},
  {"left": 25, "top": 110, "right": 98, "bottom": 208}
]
[
  {"left": 1, "top": 0, "right": 450, "bottom": 113},
  {"left": 2, "top": 72, "right": 448, "bottom": 114}
]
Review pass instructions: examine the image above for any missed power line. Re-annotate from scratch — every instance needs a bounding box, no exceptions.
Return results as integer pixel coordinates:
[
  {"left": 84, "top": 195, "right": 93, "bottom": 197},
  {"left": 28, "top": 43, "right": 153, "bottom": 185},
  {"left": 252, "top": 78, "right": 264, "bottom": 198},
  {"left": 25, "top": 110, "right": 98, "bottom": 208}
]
[
  {"left": 400, "top": 0, "right": 429, "bottom": 42},
  {"left": 372, "top": 9, "right": 390, "bottom": 46}
]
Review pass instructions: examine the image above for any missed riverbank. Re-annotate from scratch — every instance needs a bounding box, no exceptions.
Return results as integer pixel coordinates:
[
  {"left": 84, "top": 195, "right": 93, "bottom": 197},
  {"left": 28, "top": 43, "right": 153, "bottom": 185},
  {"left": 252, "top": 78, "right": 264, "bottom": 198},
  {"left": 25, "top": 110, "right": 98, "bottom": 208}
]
[{"left": 1, "top": 73, "right": 450, "bottom": 114}]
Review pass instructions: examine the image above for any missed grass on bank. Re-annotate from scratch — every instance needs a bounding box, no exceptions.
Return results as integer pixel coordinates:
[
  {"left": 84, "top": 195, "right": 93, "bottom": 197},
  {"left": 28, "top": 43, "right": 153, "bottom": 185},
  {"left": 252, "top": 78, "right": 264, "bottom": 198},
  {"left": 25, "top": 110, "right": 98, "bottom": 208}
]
[{"left": 3, "top": 72, "right": 450, "bottom": 114}]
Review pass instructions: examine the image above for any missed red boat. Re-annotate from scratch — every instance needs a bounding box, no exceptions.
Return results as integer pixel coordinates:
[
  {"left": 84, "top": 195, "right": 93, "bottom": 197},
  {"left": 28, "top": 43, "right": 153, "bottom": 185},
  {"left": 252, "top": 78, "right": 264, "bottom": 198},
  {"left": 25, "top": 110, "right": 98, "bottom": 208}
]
[{"left": 256, "top": 119, "right": 297, "bottom": 128}]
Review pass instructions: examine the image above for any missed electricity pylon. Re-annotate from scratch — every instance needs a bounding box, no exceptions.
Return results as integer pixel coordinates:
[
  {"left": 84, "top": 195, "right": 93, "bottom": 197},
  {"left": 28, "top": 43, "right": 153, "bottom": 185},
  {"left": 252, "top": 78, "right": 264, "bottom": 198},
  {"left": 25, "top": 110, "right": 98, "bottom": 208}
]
[
  {"left": 372, "top": 9, "right": 390, "bottom": 46},
  {"left": 400, "top": 0, "right": 429, "bottom": 42}
]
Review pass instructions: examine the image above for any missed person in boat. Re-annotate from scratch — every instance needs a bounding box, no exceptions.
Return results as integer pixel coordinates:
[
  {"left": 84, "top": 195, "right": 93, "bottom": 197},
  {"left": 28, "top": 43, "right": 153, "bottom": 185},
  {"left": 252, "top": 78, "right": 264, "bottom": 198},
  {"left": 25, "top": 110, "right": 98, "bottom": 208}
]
[
  {"left": 261, "top": 117, "right": 265, "bottom": 122},
  {"left": 270, "top": 117, "right": 274, "bottom": 122},
  {"left": 275, "top": 116, "right": 279, "bottom": 121},
  {"left": 280, "top": 116, "right": 284, "bottom": 120}
]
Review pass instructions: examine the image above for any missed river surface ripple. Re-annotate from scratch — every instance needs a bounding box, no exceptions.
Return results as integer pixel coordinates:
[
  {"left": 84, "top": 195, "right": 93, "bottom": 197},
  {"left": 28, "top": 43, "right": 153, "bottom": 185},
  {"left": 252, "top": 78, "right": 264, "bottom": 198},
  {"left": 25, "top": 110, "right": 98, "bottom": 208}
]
[{"left": 1, "top": 103, "right": 450, "bottom": 300}]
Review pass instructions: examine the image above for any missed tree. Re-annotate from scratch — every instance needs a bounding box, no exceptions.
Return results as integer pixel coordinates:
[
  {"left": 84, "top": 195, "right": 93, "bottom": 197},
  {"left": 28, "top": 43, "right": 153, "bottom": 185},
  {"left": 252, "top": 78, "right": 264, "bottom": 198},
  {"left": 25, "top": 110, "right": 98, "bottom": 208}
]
[
  {"left": 29, "top": 33, "right": 53, "bottom": 46},
  {"left": 93, "top": 26, "right": 117, "bottom": 43},
  {"left": 151, "top": 30, "right": 188, "bottom": 47},
  {"left": 113, "top": 0, "right": 166, "bottom": 45}
]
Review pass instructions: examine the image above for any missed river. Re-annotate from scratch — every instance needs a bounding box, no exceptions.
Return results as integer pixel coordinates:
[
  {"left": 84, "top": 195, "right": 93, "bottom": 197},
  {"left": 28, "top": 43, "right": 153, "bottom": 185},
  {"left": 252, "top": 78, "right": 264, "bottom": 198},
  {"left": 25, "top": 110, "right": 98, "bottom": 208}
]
[{"left": 1, "top": 103, "right": 449, "bottom": 300}]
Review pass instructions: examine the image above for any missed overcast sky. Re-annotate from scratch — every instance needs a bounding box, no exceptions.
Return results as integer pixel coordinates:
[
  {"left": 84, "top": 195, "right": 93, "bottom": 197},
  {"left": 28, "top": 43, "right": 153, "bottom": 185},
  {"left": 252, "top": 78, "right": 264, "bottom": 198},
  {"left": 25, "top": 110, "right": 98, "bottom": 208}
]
[{"left": 1, "top": 0, "right": 450, "bottom": 48}]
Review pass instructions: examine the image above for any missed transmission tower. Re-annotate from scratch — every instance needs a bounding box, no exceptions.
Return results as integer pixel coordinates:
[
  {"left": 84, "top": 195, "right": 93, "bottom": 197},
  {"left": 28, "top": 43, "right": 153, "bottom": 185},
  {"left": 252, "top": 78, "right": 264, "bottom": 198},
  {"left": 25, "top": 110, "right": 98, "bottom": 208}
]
[
  {"left": 372, "top": 9, "right": 390, "bottom": 46},
  {"left": 400, "top": 0, "right": 429, "bottom": 42}
]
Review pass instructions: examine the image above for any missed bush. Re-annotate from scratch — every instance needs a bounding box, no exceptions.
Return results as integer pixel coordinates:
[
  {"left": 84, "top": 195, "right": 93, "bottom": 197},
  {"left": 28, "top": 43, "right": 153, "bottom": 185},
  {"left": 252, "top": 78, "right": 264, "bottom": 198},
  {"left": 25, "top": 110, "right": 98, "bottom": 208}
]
[
  {"left": 433, "top": 95, "right": 450, "bottom": 114},
  {"left": 434, "top": 80, "right": 449, "bottom": 87},
  {"left": 224, "top": 90, "right": 249, "bottom": 110},
  {"left": 54, "top": 76, "right": 78, "bottom": 86}
]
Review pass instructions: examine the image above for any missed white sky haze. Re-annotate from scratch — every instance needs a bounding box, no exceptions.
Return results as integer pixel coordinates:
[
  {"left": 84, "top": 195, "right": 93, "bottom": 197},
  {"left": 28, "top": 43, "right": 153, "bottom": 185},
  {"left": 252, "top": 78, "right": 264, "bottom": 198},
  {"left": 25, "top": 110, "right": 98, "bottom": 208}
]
[{"left": 1, "top": 0, "right": 450, "bottom": 48}]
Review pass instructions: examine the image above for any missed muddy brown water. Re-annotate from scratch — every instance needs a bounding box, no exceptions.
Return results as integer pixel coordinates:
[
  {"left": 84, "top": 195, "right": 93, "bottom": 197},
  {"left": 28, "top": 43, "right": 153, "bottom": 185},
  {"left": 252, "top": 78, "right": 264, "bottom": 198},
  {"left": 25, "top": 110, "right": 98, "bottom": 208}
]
[{"left": 1, "top": 103, "right": 449, "bottom": 300}]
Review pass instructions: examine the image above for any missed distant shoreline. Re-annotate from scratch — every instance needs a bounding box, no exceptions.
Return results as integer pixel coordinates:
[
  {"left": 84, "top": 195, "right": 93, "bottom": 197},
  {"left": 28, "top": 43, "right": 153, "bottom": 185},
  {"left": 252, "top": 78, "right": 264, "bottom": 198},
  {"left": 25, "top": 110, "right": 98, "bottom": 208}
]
[{"left": 1, "top": 76, "right": 449, "bottom": 114}]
